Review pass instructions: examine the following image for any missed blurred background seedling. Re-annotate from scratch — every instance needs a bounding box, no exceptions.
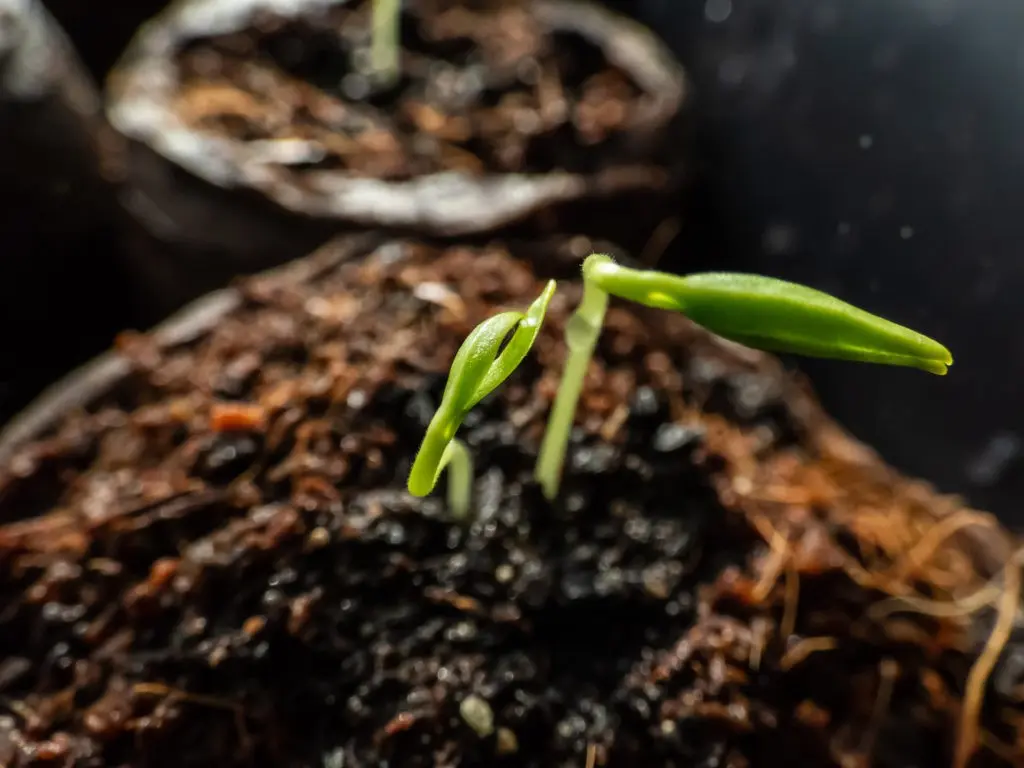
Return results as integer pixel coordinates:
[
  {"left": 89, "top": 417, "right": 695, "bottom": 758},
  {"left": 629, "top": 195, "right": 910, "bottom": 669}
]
[{"left": 370, "top": 0, "right": 402, "bottom": 85}]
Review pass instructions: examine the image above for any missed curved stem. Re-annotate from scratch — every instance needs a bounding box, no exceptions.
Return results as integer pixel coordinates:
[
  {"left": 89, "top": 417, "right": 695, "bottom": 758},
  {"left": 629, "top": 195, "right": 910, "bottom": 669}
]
[
  {"left": 534, "top": 276, "right": 609, "bottom": 500},
  {"left": 441, "top": 439, "right": 473, "bottom": 521},
  {"left": 407, "top": 414, "right": 452, "bottom": 497}
]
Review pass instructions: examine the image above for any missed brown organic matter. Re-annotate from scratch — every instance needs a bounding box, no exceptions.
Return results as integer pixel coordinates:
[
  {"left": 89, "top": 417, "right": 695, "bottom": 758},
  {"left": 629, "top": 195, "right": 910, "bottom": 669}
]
[
  {"left": 0, "top": 238, "right": 1021, "bottom": 767},
  {"left": 172, "top": 0, "right": 663, "bottom": 178},
  {"left": 108, "top": 0, "right": 685, "bottom": 245}
]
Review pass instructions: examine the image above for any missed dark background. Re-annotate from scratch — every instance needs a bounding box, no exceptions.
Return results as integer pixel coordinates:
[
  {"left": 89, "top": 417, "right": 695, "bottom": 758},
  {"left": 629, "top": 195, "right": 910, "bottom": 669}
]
[
  {"left": 10, "top": 0, "right": 1024, "bottom": 525},
  {"left": 612, "top": 0, "right": 1024, "bottom": 525}
]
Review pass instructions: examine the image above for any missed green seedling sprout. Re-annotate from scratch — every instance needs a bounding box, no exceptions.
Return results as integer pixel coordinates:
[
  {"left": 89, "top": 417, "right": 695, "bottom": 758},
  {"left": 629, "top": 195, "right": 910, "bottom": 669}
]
[
  {"left": 411, "top": 253, "right": 952, "bottom": 511},
  {"left": 583, "top": 259, "right": 953, "bottom": 374},
  {"left": 370, "top": 0, "right": 402, "bottom": 85},
  {"left": 407, "top": 280, "right": 556, "bottom": 518},
  {"left": 534, "top": 253, "right": 952, "bottom": 500}
]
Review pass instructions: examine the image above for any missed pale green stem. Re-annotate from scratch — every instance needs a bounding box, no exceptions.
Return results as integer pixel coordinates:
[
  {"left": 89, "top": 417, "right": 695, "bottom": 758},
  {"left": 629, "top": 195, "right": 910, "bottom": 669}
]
[
  {"left": 534, "top": 277, "right": 609, "bottom": 500},
  {"left": 407, "top": 412, "right": 453, "bottom": 497},
  {"left": 441, "top": 439, "right": 473, "bottom": 521},
  {"left": 408, "top": 414, "right": 474, "bottom": 520},
  {"left": 371, "top": 0, "right": 402, "bottom": 84}
]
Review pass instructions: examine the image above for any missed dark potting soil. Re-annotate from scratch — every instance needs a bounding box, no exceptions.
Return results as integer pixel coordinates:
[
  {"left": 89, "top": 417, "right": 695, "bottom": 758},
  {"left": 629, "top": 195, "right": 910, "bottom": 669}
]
[
  {"left": 171, "top": 0, "right": 669, "bottom": 180},
  {"left": 0, "top": 238, "right": 1020, "bottom": 767}
]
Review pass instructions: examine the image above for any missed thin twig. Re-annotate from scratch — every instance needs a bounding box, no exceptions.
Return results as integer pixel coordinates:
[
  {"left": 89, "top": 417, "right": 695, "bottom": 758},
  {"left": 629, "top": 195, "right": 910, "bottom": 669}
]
[
  {"left": 860, "top": 659, "right": 898, "bottom": 759},
  {"left": 638, "top": 216, "right": 681, "bottom": 268},
  {"left": 752, "top": 521, "right": 790, "bottom": 602},
  {"left": 887, "top": 509, "right": 995, "bottom": 583},
  {"left": 868, "top": 583, "right": 1003, "bottom": 622},
  {"left": 780, "top": 564, "right": 800, "bottom": 641},
  {"left": 133, "top": 683, "right": 251, "bottom": 756},
  {"left": 779, "top": 637, "right": 837, "bottom": 671},
  {"left": 954, "top": 555, "right": 1021, "bottom": 768}
]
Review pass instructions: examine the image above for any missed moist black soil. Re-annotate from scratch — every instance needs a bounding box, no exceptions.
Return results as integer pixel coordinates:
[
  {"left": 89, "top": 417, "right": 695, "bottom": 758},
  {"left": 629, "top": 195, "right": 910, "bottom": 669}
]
[
  {"left": 173, "top": 0, "right": 668, "bottom": 180},
  {"left": 0, "top": 239, "right": 1019, "bottom": 768}
]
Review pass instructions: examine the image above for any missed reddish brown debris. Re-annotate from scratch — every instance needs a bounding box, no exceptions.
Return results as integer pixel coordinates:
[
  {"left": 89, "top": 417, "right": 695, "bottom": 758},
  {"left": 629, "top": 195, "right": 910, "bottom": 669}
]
[{"left": 0, "top": 237, "right": 1020, "bottom": 768}]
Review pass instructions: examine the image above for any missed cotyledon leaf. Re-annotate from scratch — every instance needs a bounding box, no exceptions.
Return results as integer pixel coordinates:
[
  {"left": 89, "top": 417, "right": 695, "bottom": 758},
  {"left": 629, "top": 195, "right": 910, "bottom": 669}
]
[
  {"left": 472, "top": 279, "right": 556, "bottom": 407},
  {"left": 408, "top": 282, "right": 557, "bottom": 498},
  {"left": 585, "top": 259, "right": 952, "bottom": 375},
  {"left": 437, "top": 310, "right": 524, "bottom": 428}
]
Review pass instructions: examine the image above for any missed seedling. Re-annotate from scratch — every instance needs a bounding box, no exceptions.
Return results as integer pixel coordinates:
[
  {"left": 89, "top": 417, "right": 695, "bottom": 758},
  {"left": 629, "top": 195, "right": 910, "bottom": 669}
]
[
  {"left": 370, "top": 0, "right": 402, "bottom": 85},
  {"left": 406, "top": 280, "right": 556, "bottom": 518},
  {"left": 536, "top": 254, "right": 952, "bottom": 498},
  {"left": 410, "top": 254, "right": 953, "bottom": 513}
]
